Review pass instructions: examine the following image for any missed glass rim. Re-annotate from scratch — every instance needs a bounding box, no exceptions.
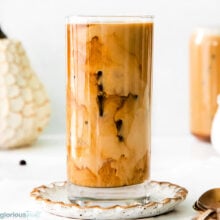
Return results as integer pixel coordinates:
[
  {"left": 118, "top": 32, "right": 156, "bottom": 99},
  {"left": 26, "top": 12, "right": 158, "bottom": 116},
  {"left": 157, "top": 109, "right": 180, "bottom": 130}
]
[
  {"left": 194, "top": 26, "right": 220, "bottom": 36},
  {"left": 66, "top": 15, "right": 154, "bottom": 24}
]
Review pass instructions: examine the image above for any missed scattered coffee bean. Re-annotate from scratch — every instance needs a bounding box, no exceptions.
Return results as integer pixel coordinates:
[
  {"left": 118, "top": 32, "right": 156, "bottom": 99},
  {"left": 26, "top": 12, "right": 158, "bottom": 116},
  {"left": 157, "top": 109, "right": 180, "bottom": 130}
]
[{"left": 19, "top": 160, "right": 26, "bottom": 166}]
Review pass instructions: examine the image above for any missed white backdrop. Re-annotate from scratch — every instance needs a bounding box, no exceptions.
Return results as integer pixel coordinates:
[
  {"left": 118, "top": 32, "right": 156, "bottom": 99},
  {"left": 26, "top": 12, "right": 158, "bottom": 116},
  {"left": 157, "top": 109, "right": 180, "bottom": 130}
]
[{"left": 0, "top": 0, "right": 219, "bottom": 136}]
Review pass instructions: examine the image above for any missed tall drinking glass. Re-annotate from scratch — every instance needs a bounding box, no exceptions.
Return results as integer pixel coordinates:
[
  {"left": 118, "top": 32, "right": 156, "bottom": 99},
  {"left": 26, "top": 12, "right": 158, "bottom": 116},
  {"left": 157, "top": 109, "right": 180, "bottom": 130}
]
[{"left": 66, "top": 15, "right": 153, "bottom": 205}]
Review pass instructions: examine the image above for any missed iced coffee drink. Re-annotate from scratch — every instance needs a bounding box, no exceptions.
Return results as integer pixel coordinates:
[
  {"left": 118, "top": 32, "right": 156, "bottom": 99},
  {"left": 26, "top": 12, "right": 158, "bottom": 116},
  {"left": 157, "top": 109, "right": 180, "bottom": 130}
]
[
  {"left": 190, "top": 28, "right": 220, "bottom": 141},
  {"left": 66, "top": 16, "right": 153, "bottom": 188}
]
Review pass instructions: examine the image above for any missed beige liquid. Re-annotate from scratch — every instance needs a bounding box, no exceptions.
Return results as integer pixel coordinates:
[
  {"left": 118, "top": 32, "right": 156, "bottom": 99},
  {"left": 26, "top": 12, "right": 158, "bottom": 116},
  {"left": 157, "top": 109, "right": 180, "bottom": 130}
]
[
  {"left": 66, "top": 22, "right": 153, "bottom": 187},
  {"left": 190, "top": 29, "right": 220, "bottom": 141}
]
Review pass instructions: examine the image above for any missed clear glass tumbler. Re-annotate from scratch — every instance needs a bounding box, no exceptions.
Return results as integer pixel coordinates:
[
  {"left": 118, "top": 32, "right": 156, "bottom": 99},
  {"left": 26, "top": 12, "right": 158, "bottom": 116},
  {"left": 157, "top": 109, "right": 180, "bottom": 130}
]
[{"left": 66, "top": 15, "right": 153, "bottom": 206}]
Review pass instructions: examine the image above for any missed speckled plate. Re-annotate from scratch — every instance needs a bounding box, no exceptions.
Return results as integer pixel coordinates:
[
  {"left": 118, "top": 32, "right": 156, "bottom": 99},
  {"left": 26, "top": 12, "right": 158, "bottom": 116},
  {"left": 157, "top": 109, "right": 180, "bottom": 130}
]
[{"left": 30, "top": 181, "right": 188, "bottom": 219}]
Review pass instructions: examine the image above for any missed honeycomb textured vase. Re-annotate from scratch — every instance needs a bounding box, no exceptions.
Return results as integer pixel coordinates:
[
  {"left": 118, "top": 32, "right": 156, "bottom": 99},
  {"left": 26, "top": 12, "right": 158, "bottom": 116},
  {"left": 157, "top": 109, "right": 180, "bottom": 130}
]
[{"left": 0, "top": 39, "right": 50, "bottom": 149}]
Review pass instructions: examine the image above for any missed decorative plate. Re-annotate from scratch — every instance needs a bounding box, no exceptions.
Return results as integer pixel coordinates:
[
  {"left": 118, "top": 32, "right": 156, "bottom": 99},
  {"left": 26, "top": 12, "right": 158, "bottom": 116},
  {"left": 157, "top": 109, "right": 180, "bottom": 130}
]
[{"left": 30, "top": 181, "right": 188, "bottom": 219}]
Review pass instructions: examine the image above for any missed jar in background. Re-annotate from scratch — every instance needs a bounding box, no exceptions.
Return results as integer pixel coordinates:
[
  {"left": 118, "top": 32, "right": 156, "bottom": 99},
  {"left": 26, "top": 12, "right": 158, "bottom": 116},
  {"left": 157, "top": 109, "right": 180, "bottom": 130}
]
[{"left": 190, "top": 27, "right": 220, "bottom": 141}]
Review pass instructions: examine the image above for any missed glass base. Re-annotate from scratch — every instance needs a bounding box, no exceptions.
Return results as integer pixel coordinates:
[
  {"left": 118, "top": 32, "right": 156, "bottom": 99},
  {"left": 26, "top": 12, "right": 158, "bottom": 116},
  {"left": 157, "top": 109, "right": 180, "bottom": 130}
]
[
  {"left": 67, "top": 181, "right": 150, "bottom": 207},
  {"left": 191, "top": 131, "right": 211, "bottom": 142}
]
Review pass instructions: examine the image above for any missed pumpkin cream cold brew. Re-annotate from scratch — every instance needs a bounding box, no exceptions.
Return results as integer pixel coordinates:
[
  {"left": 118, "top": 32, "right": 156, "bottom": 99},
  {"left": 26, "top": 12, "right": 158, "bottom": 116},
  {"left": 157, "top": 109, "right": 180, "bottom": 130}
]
[
  {"left": 190, "top": 28, "right": 220, "bottom": 141},
  {"left": 66, "top": 21, "right": 153, "bottom": 187}
]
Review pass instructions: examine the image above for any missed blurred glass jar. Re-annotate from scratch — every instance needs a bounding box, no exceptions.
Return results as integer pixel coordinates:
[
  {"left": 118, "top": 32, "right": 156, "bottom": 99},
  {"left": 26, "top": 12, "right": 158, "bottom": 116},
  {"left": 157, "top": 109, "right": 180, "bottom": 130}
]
[{"left": 190, "top": 27, "right": 220, "bottom": 141}]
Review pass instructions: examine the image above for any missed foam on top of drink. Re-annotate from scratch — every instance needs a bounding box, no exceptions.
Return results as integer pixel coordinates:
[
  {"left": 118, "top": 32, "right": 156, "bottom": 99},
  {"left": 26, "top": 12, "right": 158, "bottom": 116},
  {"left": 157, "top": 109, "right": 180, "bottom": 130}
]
[{"left": 66, "top": 15, "right": 153, "bottom": 24}]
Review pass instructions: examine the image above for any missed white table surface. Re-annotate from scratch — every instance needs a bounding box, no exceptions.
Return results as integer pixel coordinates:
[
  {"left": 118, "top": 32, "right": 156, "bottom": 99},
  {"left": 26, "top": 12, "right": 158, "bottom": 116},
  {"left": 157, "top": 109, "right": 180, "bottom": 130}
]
[{"left": 0, "top": 134, "right": 219, "bottom": 220}]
